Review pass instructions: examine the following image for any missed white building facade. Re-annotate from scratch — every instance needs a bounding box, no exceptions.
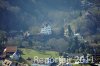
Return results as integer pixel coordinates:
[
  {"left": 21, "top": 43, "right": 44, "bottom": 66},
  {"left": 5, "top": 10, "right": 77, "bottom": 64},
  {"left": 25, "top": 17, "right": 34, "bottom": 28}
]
[{"left": 40, "top": 24, "right": 52, "bottom": 35}]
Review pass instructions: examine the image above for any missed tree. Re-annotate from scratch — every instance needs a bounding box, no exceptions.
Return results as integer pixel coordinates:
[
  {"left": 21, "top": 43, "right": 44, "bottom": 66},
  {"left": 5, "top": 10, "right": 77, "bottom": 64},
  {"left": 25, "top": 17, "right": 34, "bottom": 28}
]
[
  {"left": 0, "top": 31, "right": 6, "bottom": 52},
  {"left": 47, "top": 38, "right": 68, "bottom": 53},
  {"left": 67, "top": 25, "right": 74, "bottom": 37}
]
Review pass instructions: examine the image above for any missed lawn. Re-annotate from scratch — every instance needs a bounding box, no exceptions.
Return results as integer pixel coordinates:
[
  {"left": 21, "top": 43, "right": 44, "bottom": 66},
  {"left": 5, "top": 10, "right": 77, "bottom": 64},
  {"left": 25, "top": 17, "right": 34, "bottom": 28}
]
[
  {"left": 19, "top": 48, "right": 91, "bottom": 66},
  {"left": 20, "top": 48, "right": 59, "bottom": 59},
  {"left": 73, "top": 64, "right": 90, "bottom": 66}
]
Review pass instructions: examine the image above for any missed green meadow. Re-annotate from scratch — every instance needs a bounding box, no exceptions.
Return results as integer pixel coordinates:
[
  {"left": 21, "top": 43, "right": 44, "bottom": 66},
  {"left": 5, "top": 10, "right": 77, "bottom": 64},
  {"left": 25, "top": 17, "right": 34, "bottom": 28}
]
[{"left": 20, "top": 48, "right": 59, "bottom": 59}]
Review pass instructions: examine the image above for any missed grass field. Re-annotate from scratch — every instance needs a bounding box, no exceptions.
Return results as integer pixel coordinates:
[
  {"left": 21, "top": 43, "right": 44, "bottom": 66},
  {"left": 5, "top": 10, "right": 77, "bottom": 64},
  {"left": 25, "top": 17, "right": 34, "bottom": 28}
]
[
  {"left": 20, "top": 48, "right": 91, "bottom": 66},
  {"left": 73, "top": 64, "right": 90, "bottom": 66},
  {"left": 20, "top": 48, "right": 59, "bottom": 59}
]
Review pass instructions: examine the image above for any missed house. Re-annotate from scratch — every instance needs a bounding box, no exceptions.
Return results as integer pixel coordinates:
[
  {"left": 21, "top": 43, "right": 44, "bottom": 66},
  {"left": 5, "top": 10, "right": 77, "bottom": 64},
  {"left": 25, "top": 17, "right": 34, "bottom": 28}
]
[
  {"left": 3, "top": 46, "right": 20, "bottom": 60},
  {"left": 24, "top": 31, "right": 30, "bottom": 38},
  {"left": 2, "top": 59, "right": 28, "bottom": 66},
  {"left": 4, "top": 46, "right": 17, "bottom": 54},
  {"left": 40, "top": 24, "right": 52, "bottom": 35},
  {"left": 0, "top": 46, "right": 17, "bottom": 60},
  {"left": 10, "top": 50, "right": 21, "bottom": 60},
  {"left": 74, "top": 33, "right": 84, "bottom": 41},
  {"left": 2, "top": 59, "right": 12, "bottom": 66}
]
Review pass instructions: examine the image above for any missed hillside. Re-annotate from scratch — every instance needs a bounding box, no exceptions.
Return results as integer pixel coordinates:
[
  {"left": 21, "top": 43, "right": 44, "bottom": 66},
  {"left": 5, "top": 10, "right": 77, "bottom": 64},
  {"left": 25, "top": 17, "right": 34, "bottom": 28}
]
[
  {"left": 0, "top": 0, "right": 100, "bottom": 54},
  {"left": 0, "top": 0, "right": 81, "bottom": 31}
]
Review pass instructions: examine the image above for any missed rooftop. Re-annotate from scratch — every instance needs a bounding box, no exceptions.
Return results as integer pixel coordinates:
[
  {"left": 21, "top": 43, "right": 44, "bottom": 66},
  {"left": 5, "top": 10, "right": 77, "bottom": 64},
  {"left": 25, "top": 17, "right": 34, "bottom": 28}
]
[{"left": 4, "top": 46, "right": 17, "bottom": 53}]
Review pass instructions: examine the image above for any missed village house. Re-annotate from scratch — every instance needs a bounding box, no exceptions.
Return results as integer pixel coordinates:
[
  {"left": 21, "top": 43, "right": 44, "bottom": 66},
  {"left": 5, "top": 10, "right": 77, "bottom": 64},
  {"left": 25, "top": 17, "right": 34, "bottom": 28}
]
[
  {"left": 2, "top": 59, "right": 28, "bottom": 66},
  {"left": 2, "top": 59, "right": 12, "bottom": 66},
  {"left": 1, "top": 46, "right": 22, "bottom": 66},
  {"left": 3, "top": 46, "right": 20, "bottom": 60},
  {"left": 40, "top": 24, "right": 52, "bottom": 35},
  {"left": 74, "top": 33, "right": 84, "bottom": 41},
  {"left": 4, "top": 46, "right": 17, "bottom": 53}
]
